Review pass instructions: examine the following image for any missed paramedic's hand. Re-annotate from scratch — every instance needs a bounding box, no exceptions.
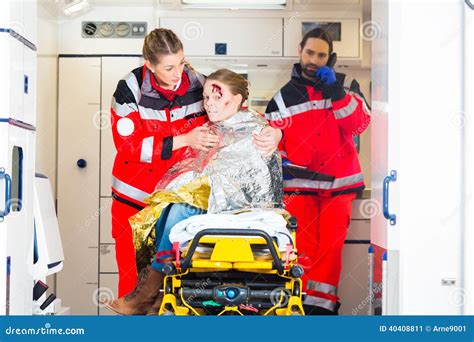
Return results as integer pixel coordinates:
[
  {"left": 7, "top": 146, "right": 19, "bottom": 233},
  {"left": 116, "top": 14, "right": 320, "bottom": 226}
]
[
  {"left": 315, "top": 66, "right": 336, "bottom": 85},
  {"left": 184, "top": 126, "right": 220, "bottom": 152},
  {"left": 252, "top": 126, "right": 282, "bottom": 158}
]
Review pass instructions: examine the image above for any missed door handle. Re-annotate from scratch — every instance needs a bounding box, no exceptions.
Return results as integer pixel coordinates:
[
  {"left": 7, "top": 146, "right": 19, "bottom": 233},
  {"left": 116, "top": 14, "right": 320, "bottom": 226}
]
[
  {"left": 0, "top": 167, "right": 12, "bottom": 222},
  {"left": 383, "top": 170, "right": 397, "bottom": 226}
]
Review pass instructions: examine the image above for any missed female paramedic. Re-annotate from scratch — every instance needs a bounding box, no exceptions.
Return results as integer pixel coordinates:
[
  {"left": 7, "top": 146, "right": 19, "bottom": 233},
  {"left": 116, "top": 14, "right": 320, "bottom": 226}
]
[
  {"left": 105, "top": 68, "right": 285, "bottom": 315},
  {"left": 110, "top": 29, "right": 282, "bottom": 298}
]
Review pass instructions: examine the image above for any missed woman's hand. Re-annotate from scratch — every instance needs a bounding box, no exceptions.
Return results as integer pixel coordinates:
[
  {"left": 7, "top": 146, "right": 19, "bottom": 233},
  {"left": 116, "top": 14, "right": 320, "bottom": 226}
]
[
  {"left": 183, "top": 126, "right": 220, "bottom": 152},
  {"left": 252, "top": 126, "right": 282, "bottom": 157}
]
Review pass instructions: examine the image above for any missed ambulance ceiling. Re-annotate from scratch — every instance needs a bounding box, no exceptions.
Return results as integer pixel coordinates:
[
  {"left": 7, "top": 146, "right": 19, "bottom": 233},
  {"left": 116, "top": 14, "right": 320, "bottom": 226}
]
[{"left": 39, "top": 0, "right": 370, "bottom": 18}]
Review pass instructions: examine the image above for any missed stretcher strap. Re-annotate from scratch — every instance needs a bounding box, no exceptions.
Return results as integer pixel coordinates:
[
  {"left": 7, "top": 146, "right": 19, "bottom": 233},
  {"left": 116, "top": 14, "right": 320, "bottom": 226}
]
[
  {"left": 239, "top": 304, "right": 258, "bottom": 313},
  {"left": 155, "top": 250, "right": 175, "bottom": 263},
  {"left": 154, "top": 242, "right": 181, "bottom": 267},
  {"left": 173, "top": 242, "right": 180, "bottom": 269}
]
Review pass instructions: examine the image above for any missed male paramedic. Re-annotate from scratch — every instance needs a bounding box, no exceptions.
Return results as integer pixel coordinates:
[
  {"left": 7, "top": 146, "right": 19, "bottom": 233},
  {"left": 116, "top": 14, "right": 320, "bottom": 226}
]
[{"left": 265, "top": 27, "right": 371, "bottom": 315}]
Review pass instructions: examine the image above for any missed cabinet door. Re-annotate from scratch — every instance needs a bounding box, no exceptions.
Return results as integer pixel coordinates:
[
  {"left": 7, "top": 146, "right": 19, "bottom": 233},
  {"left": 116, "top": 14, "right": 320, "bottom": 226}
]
[
  {"left": 371, "top": 1, "right": 465, "bottom": 314},
  {"left": 99, "top": 197, "right": 114, "bottom": 244},
  {"left": 283, "top": 18, "right": 360, "bottom": 59},
  {"left": 23, "top": 46, "right": 37, "bottom": 126},
  {"left": 100, "top": 57, "right": 143, "bottom": 197},
  {"left": 9, "top": 37, "right": 24, "bottom": 122},
  {"left": 338, "top": 243, "right": 370, "bottom": 316},
  {"left": 99, "top": 244, "right": 118, "bottom": 273},
  {"left": 161, "top": 17, "right": 283, "bottom": 57},
  {"left": 0, "top": 124, "right": 35, "bottom": 315},
  {"left": 347, "top": 220, "right": 370, "bottom": 241},
  {"left": 57, "top": 57, "right": 101, "bottom": 315},
  {"left": 98, "top": 273, "right": 119, "bottom": 316},
  {"left": 0, "top": 124, "right": 6, "bottom": 315}
]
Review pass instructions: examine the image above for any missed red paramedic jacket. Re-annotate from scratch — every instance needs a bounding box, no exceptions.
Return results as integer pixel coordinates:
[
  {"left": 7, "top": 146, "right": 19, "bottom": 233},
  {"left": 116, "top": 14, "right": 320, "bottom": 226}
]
[
  {"left": 265, "top": 63, "right": 371, "bottom": 196},
  {"left": 111, "top": 65, "right": 207, "bottom": 207}
]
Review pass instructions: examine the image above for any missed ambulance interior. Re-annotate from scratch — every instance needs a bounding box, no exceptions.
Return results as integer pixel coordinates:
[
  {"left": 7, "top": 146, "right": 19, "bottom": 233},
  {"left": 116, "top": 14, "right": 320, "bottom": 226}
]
[{"left": 1, "top": 0, "right": 473, "bottom": 316}]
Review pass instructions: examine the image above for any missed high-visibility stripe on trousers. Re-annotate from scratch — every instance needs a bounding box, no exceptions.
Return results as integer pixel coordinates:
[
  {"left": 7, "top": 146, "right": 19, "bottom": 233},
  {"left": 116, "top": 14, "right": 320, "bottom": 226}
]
[{"left": 284, "top": 192, "right": 356, "bottom": 311}]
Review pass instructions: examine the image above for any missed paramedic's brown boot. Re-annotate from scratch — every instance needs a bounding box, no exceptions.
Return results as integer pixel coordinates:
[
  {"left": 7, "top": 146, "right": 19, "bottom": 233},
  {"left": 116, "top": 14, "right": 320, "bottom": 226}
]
[
  {"left": 102, "top": 267, "right": 164, "bottom": 315},
  {"left": 146, "top": 292, "right": 164, "bottom": 315}
]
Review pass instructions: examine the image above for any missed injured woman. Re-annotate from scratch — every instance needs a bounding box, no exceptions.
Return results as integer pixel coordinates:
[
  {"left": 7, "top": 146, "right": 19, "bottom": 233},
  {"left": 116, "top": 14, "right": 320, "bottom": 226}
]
[{"left": 104, "top": 68, "right": 289, "bottom": 315}]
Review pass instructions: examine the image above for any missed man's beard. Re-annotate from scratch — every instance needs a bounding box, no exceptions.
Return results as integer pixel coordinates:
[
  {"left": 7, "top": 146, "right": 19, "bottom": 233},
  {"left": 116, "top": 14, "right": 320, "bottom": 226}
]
[{"left": 301, "top": 62, "right": 318, "bottom": 79}]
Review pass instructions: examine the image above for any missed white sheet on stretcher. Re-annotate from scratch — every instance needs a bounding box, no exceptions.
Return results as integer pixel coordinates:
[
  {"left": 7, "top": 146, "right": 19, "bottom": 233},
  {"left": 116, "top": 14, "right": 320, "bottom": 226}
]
[{"left": 168, "top": 209, "right": 293, "bottom": 252}]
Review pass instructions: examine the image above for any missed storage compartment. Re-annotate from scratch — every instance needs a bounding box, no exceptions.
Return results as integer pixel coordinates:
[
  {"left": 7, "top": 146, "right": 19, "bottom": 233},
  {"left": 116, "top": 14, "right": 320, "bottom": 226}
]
[
  {"left": 294, "top": 0, "right": 361, "bottom": 5},
  {"left": 98, "top": 273, "right": 119, "bottom": 316},
  {"left": 347, "top": 219, "right": 370, "bottom": 241},
  {"left": 56, "top": 57, "right": 101, "bottom": 315},
  {"left": 338, "top": 243, "right": 370, "bottom": 315},
  {"left": 99, "top": 197, "right": 114, "bottom": 244},
  {"left": 100, "top": 57, "right": 142, "bottom": 197},
  {"left": 160, "top": 17, "right": 283, "bottom": 57},
  {"left": 99, "top": 244, "right": 118, "bottom": 273},
  {"left": 283, "top": 17, "right": 361, "bottom": 60},
  {"left": 9, "top": 37, "right": 24, "bottom": 122},
  {"left": 23, "top": 46, "right": 37, "bottom": 126},
  {"left": 351, "top": 198, "right": 377, "bottom": 220}
]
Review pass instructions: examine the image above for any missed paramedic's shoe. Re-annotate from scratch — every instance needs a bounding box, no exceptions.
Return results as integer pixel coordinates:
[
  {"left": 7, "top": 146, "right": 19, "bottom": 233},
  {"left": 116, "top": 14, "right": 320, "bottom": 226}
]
[
  {"left": 102, "top": 267, "right": 164, "bottom": 315},
  {"left": 303, "top": 302, "right": 341, "bottom": 315},
  {"left": 146, "top": 292, "right": 164, "bottom": 315}
]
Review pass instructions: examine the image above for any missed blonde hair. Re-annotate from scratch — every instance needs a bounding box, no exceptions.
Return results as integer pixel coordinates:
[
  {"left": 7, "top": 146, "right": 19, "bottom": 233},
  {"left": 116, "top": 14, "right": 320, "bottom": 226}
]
[
  {"left": 142, "top": 28, "right": 183, "bottom": 64},
  {"left": 206, "top": 69, "right": 249, "bottom": 108}
]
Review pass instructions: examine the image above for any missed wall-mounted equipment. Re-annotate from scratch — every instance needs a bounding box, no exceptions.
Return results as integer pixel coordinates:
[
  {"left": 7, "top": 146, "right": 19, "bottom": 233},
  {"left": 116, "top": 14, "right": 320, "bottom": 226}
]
[
  {"left": 302, "top": 22, "right": 342, "bottom": 41},
  {"left": 81, "top": 22, "right": 147, "bottom": 39},
  {"left": 284, "top": 18, "right": 361, "bottom": 60}
]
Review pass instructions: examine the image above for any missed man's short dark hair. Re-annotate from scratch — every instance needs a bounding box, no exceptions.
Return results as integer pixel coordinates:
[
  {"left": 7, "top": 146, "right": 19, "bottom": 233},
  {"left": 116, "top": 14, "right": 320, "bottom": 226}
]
[{"left": 300, "top": 28, "right": 333, "bottom": 53}]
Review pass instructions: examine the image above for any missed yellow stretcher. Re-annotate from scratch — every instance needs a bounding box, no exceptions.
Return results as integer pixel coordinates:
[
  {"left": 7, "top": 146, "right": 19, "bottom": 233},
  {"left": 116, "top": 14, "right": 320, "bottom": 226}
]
[{"left": 158, "top": 217, "right": 305, "bottom": 316}]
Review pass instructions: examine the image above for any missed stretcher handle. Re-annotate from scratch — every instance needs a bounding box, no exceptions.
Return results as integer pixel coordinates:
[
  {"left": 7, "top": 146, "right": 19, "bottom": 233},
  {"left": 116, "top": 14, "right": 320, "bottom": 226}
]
[{"left": 180, "top": 228, "right": 285, "bottom": 275}]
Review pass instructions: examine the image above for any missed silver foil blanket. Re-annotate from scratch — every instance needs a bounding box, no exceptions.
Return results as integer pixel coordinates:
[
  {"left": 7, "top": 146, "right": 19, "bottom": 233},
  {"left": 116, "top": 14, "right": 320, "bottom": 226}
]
[{"left": 156, "top": 109, "right": 283, "bottom": 213}]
